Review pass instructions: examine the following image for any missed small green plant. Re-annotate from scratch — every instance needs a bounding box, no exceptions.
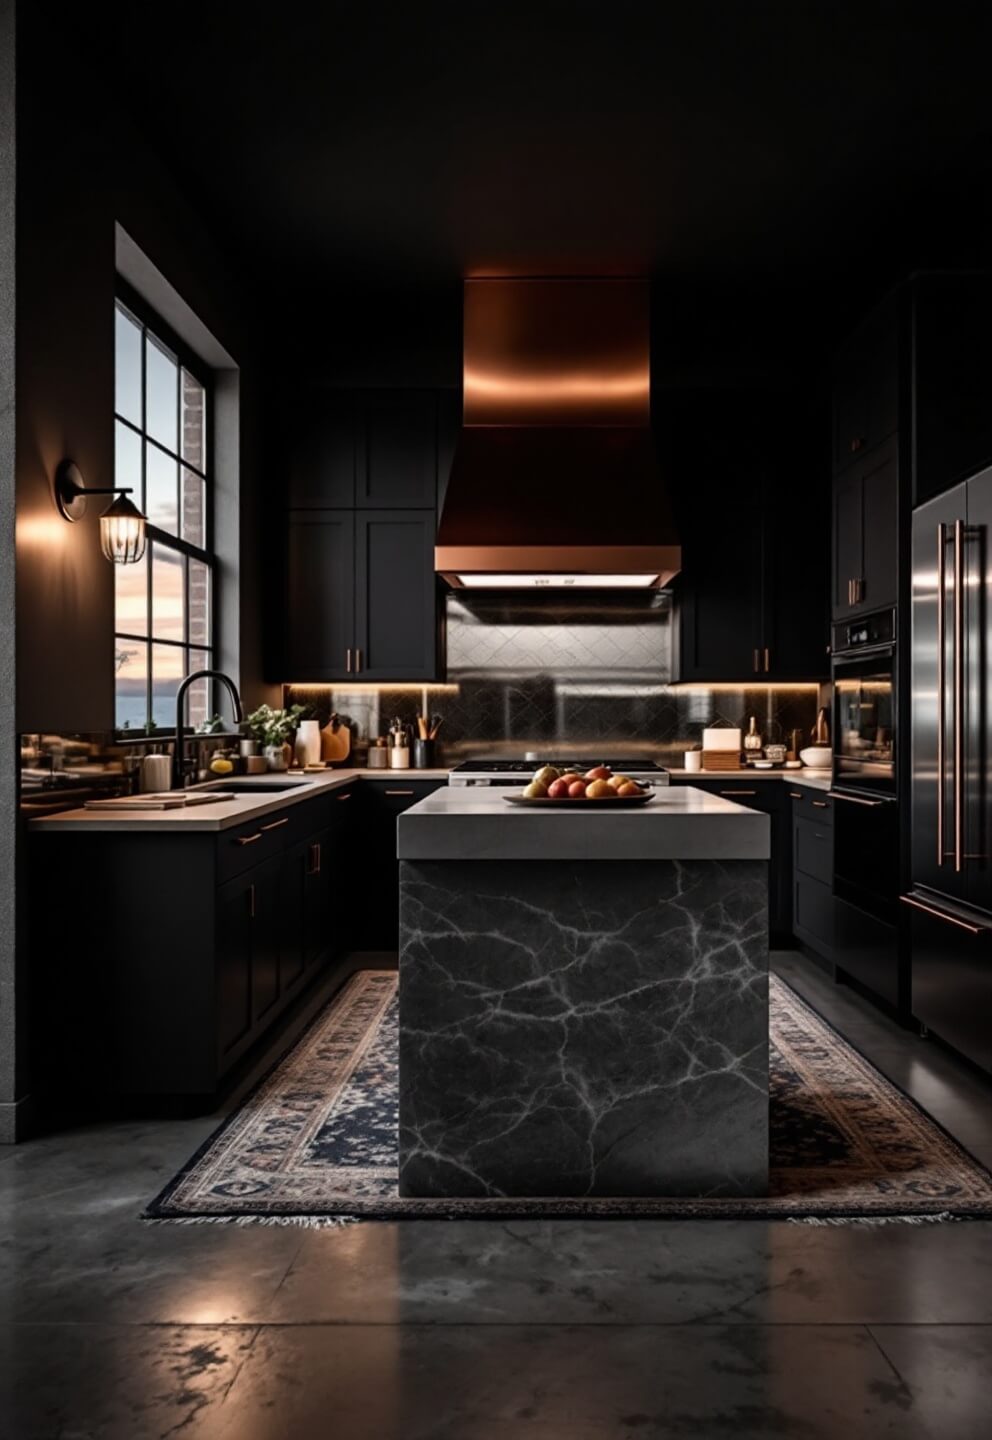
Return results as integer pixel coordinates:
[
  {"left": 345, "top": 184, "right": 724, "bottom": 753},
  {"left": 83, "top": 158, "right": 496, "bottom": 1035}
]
[{"left": 244, "top": 703, "right": 309, "bottom": 747}]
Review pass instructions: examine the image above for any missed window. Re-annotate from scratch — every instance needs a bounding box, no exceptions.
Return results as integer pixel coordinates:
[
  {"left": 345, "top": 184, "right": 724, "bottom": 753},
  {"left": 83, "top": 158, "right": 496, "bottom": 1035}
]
[{"left": 114, "top": 295, "right": 214, "bottom": 733}]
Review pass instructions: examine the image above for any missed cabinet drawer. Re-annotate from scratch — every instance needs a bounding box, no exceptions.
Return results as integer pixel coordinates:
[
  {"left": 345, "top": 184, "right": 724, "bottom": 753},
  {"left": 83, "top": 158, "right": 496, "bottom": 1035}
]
[
  {"left": 794, "top": 875, "right": 835, "bottom": 956},
  {"left": 795, "top": 816, "right": 833, "bottom": 886},
  {"left": 689, "top": 781, "right": 779, "bottom": 815},
  {"left": 788, "top": 788, "right": 833, "bottom": 826},
  {"left": 363, "top": 779, "right": 443, "bottom": 813},
  {"left": 216, "top": 812, "right": 293, "bottom": 884}
]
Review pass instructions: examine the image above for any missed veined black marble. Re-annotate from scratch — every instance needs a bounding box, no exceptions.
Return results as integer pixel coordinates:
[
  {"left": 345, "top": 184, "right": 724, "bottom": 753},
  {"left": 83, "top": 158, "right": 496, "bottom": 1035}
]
[{"left": 398, "top": 858, "right": 769, "bottom": 1199}]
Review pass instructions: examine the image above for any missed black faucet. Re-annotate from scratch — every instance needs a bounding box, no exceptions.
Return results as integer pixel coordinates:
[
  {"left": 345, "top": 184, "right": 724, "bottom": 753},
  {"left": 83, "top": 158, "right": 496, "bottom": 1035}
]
[{"left": 173, "top": 670, "right": 244, "bottom": 789}]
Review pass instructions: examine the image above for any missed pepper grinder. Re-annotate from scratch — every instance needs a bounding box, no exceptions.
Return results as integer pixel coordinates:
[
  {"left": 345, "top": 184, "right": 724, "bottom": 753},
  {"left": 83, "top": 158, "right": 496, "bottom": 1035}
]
[{"left": 389, "top": 718, "right": 410, "bottom": 770}]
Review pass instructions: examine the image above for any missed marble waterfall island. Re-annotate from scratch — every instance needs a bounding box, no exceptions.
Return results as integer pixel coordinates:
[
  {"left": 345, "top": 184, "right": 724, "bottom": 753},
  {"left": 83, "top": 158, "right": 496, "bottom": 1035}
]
[{"left": 397, "top": 787, "right": 770, "bottom": 1200}]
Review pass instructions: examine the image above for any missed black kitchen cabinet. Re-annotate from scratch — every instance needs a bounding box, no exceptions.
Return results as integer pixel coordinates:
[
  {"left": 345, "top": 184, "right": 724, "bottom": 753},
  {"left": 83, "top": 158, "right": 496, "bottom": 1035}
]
[
  {"left": 287, "top": 395, "right": 358, "bottom": 508},
  {"left": 281, "top": 388, "right": 445, "bottom": 683},
  {"left": 832, "top": 296, "right": 899, "bottom": 473},
  {"left": 355, "top": 510, "right": 439, "bottom": 679},
  {"left": 669, "top": 777, "right": 792, "bottom": 940},
  {"left": 831, "top": 437, "right": 898, "bottom": 620},
  {"left": 790, "top": 787, "right": 835, "bottom": 962},
  {"left": 909, "top": 900, "right": 992, "bottom": 1073},
  {"left": 285, "top": 508, "right": 439, "bottom": 682},
  {"left": 360, "top": 392, "right": 438, "bottom": 508},
  {"left": 35, "top": 784, "right": 362, "bottom": 1106},
  {"left": 285, "top": 513, "right": 355, "bottom": 680},
  {"left": 670, "top": 392, "right": 829, "bottom": 684},
  {"left": 357, "top": 779, "right": 445, "bottom": 950}
]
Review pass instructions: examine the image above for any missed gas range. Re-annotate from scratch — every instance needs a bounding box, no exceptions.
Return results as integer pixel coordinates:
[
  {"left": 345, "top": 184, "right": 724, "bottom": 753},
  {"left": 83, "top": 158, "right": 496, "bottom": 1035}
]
[{"left": 448, "top": 758, "right": 670, "bottom": 788}]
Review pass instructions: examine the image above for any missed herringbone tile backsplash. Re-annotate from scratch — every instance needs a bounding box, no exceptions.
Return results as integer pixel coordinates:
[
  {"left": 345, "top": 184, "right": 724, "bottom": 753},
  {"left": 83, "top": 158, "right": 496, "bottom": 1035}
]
[{"left": 287, "top": 592, "right": 820, "bottom": 766}]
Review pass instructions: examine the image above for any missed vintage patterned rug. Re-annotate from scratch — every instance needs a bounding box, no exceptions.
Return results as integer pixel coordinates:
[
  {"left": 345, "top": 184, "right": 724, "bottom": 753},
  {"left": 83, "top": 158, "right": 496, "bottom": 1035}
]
[{"left": 147, "top": 970, "right": 992, "bottom": 1222}]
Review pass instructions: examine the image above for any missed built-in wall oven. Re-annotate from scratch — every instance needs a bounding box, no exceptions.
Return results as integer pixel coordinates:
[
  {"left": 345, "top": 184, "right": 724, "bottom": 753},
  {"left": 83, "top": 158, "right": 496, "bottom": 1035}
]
[{"left": 830, "top": 608, "right": 903, "bottom": 1008}]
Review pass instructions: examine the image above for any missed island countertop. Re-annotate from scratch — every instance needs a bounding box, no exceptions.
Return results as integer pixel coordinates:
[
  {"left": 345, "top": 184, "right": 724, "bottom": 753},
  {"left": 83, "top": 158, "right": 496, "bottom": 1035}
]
[{"left": 397, "top": 784, "right": 770, "bottom": 862}]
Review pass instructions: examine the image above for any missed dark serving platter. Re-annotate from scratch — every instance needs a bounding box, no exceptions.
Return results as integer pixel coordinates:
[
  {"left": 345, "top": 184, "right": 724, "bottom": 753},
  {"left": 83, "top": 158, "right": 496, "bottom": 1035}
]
[{"left": 503, "top": 791, "right": 656, "bottom": 808}]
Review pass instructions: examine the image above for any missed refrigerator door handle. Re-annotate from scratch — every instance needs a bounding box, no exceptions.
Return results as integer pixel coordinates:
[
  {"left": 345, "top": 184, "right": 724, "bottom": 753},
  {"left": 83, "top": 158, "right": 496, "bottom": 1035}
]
[
  {"left": 900, "top": 893, "right": 987, "bottom": 935},
  {"left": 937, "top": 522, "right": 946, "bottom": 867},
  {"left": 954, "top": 518, "right": 965, "bottom": 873}
]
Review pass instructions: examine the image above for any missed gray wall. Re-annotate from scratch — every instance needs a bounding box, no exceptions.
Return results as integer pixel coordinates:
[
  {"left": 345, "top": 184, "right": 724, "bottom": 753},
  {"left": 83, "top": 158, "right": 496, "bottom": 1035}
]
[{"left": 0, "top": 0, "right": 19, "bottom": 1141}]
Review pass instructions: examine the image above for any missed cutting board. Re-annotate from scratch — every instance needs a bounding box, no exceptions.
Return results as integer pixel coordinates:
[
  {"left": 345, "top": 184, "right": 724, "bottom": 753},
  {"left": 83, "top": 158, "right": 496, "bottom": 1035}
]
[{"left": 321, "top": 714, "right": 351, "bottom": 764}]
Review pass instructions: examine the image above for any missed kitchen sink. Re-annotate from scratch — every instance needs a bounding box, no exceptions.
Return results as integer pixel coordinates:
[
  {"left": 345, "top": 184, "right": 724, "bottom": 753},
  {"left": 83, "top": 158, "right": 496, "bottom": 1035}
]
[{"left": 204, "top": 780, "right": 312, "bottom": 793}]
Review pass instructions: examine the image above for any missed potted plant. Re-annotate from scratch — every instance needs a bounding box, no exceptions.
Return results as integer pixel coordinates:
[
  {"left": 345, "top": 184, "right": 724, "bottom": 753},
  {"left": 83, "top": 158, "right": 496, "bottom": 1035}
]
[{"left": 243, "top": 703, "right": 309, "bottom": 771}]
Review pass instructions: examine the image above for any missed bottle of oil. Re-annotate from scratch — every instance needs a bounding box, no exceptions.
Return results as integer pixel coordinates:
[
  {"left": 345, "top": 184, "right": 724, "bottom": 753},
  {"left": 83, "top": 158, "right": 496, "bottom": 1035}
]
[{"left": 743, "top": 714, "right": 763, "bottom": 761}]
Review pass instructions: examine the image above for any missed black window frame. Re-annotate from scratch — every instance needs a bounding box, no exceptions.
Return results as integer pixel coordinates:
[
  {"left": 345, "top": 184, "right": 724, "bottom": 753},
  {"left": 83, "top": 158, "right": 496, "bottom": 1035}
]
[{"left": 113, "top": 279, "right": 216, "bottom": 735}]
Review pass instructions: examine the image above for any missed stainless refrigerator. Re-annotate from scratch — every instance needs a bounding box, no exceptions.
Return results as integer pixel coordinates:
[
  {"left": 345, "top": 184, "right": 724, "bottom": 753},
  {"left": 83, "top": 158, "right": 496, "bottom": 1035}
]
[{"left": 908, "top": 465, "right": 992, "bottom": 1072}]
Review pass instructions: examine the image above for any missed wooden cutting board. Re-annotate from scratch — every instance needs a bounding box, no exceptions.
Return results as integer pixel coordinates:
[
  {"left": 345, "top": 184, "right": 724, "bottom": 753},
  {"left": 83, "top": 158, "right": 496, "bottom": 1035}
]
[{"left": 321, "top": 714, "right": 351, "bottom": 764}]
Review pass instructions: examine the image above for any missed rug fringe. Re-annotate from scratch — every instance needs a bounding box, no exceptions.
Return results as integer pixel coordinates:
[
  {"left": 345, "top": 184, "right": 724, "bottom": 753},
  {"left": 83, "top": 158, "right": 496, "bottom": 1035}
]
[
  {"left": 142, "top": 1213, "right": 359, "bottom": 1229},
  {"left": 788, "top": 1211, "right": 961, "bottom": 1226}
]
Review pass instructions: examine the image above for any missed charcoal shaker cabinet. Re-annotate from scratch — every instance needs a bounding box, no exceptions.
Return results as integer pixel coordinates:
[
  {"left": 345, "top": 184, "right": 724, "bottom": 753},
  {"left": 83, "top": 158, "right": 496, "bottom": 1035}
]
[
  {"left": 831, "top": 439, "right": 898, "bottom": 621},
  {"left": 285, "top": 513, "right": 356, "bottom": 681},
  {"left": 360, "top": 391, "right": 438, "bottom": 508},
  {"left": 357, "top": 779, "right": 445, "bottom": 950},
  {"left": 34, "top": 786, "right": 361, "bottom": 1107},
  {"left": 789, "top": 788, "right": 836, "bottom": 962},
  {"left": 355, "top": 510, "right": 439, "bottom": 679}
]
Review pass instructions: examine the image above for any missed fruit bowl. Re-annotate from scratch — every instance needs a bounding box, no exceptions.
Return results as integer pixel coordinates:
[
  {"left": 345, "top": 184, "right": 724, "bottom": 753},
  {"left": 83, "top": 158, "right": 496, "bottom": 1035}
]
[
  {"left": 505, "top": 765, "right": 656, "bottom": 806},
  {"left": 504, "top": 791, "right": 656, "bottom": 808}
]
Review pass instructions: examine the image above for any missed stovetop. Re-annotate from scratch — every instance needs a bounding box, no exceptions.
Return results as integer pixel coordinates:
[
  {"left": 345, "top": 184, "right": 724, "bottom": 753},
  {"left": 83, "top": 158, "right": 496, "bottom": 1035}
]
[{"left": 450, "top": 758, "right": 668, "bottom": 774}]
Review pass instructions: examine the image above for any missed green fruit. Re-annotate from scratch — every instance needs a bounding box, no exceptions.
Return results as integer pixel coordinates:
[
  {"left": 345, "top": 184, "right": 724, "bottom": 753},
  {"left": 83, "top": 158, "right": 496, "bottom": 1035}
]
[
  {"left": 522, "top": 781, "right": 548, "bottom": 799},
  {"left": 533, "top": 766, "right": 560, "bottom": 788}
]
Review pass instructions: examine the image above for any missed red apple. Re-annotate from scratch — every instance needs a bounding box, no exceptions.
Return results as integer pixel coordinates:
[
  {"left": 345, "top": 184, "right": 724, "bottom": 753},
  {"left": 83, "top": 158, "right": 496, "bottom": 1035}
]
[
  {"left": 568, "top": 779, "right": 588, "bottom": 798},
  {"left": 547, "top": 778, "right": 571, "bottom": 799},
  {"left": 585, "top": 766, "right": 612, "bottom": 782}
]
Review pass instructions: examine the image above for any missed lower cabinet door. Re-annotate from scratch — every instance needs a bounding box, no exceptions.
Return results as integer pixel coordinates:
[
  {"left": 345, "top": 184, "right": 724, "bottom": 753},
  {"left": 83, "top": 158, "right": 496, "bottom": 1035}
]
[
  {"left": 279, "top": 840, "right": 309, "bottom": 993},
  {"left": 250, "top": 855, "right": 284, "bottom": 1026},
  {"left": 303, "top": 829, "right": 333, "bottom": 968},
  {"left": 216, "top": 871, "right": 255, "bottom": 1061},
  {"left": 833, "top": 897, "right": 901, "bottom": 1010}
]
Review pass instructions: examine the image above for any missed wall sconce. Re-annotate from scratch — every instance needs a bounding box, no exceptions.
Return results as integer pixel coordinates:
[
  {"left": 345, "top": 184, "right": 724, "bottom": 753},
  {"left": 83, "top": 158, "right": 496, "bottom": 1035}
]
[{"left": 55, "top": 459, "right": 147, "bottom": 565}]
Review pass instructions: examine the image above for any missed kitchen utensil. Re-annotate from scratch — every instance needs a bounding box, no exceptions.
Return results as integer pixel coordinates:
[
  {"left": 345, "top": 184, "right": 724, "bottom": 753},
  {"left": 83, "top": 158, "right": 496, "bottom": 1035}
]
[
  {"left": 139, "top": 752, "right": 172, "bottom": 793},
  {"left": 428, "top": 714, "right": 444, "bottom": 740},
  {"left": 320, "top": 713, "right": 351, "bottom": 765},
  {"left": 813, "top": 707, "right": 831, "bottom": 745},
  {"left": 413, "top": 738, "right": 435, "bottom": 769},
  {"left": 753, "top": 760, "right": 774, "bottom": 769}
]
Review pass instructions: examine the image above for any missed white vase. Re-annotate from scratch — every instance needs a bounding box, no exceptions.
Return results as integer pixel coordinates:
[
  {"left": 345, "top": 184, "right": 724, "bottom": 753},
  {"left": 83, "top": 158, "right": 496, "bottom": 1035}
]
[
  {"left": 295, "top": 720, "right": 322, "bottom": 767},
  {"left": 264, "top": 743, "right": 290, "bottom": 772}
]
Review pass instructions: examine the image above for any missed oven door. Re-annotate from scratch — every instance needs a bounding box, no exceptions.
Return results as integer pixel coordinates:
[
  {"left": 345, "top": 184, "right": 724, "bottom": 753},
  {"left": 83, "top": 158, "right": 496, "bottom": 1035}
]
[{"left": 832, "top": 646, "right": 896, "bottom": 797}]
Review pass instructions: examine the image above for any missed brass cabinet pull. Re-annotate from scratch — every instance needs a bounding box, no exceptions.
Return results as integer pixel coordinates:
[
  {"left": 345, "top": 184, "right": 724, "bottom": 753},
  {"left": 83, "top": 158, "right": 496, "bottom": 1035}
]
[
  {"left": 763, "top": 646, "right": 770, "bottom": 673},
  {"left": 752, "top": 648, "right": 759, "bottom": 673},
  {"left": 953, "top": 518, "right": 964, "bottom": 873},
  {"left": 385, "top": 789, "right": 414, "bottom": 795},
  {"left": 307, "top": 841, "right": 321, "bottom": 875},
  {"left": 900, "top": 894, "right": 984, "bottom": 935},
  {"left": 355, "top": 648, "right": 362, "bottom": 672},
  {"left": 346, "top": 648, "right": 352, "bottom": 673},
  {"left": 315, "top": 841, "right": 321, "bottom": 873},
  {"left": 248, "top": 883, "right": 256, "bottom": 918},
  {"left": 937, "top": 522, "right": 947, "bottom": 867},
  {"left": 337, "top": 791, "right": 352, "bottom": 801},
  {"left": 850, "top": 436, "right": 863, "bottom": 453},
  {"left": 261, "top": 816, "right": 288, "bottom": 832},
  {"left": 812, "top": 800, "right": 828, "bottom": 809},
  {"left": 236, "top": 832, "right": 263, "bottom": 846},
  {"left": 788, "top": 791, "right": 803, "bottom": 799}
]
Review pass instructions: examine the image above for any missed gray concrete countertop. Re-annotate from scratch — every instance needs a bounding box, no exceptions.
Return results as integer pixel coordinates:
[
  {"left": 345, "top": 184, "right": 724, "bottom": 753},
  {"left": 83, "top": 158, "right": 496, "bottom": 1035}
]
[
  {"left": 29, "top": 768, "right": 451, "bottom": 834},
  {"left": 668, "top": 768, "right": 833, "bottom": 792},
  {"left": 397, "top": 784, "right": 770, "bottom": 862}
]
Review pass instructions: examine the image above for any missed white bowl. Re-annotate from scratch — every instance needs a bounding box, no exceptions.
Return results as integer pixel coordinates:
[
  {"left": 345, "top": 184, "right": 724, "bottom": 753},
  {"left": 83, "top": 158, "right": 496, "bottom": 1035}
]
[{"left": 799, "top": 746, "right": 832, "bottom": 770}]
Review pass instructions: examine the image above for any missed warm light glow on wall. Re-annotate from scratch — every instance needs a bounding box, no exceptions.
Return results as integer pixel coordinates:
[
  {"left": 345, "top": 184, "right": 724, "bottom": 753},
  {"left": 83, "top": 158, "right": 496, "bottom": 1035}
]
[
  {"left": 285, "top": 683, "right": 461, "bottom": 694},
  {"left": 668, "top": 683, "right": 822, "bottom": 693}
]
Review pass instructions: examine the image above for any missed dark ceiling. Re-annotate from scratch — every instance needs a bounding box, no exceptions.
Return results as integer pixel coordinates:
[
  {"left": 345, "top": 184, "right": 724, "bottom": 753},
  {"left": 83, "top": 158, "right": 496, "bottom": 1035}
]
[{"left": 85, "top": 0, "right": 992, "bottom": 362}]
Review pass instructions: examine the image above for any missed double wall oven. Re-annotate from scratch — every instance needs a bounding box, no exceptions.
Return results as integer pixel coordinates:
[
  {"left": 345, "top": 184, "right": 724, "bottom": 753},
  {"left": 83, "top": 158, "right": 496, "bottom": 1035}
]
[{"left": 830, "top": 608, "right": 903, "bottom": 1008}]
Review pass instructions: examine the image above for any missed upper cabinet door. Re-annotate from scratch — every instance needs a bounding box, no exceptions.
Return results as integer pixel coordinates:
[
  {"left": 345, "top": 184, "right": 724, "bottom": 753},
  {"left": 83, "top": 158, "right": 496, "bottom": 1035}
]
[
  {"left": 287, "top": 396, "right": 357, "bottom": 508},
  {"left": 354, "top": 510, "right": 438, "bottom": 680},
  {"left": 832, "top": 468, "right": 863, "bottom": 620},
  {"left": 359, "top": 392, "right": 438, "bottom": 508},
  {"left": 859, "top": 440, "right": 898, "bottom": 613},
  {"left": 832, "top": 297, "right": 899, "bottom": 474},
  {"left": 285, "top": 513, "right": 356, "bottom": 681}
]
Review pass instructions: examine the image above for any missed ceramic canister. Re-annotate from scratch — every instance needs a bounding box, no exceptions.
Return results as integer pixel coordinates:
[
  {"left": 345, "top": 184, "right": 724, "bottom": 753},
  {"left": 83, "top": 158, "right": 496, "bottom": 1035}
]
[{"left": 294, "top": 720, "right": 322, "bottom": 767}]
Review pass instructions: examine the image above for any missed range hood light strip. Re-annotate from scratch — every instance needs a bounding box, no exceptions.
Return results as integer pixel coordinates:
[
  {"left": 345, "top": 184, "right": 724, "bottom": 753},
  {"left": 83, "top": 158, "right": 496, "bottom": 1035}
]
[{"left": 455, "top": 573, "right": 660, "bottom": 589}]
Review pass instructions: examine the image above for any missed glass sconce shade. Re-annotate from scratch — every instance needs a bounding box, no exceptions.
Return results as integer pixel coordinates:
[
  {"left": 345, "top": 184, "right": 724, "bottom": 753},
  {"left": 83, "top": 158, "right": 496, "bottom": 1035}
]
[{"left": 100, "top": 493, "right": 147, "bottom": 565}]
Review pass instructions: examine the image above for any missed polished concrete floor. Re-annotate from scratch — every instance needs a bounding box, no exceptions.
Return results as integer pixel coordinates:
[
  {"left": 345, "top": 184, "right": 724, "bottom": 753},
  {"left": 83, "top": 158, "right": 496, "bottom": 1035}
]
[{"left": 2, "top": 951, "right": 991, "bottom": 1439}]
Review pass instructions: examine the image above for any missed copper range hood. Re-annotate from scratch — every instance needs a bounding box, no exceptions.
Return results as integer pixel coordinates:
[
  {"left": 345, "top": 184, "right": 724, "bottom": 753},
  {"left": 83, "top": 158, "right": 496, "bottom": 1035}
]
[{"left": 436, "top": 278, "right": 681, "bottom": 590}]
